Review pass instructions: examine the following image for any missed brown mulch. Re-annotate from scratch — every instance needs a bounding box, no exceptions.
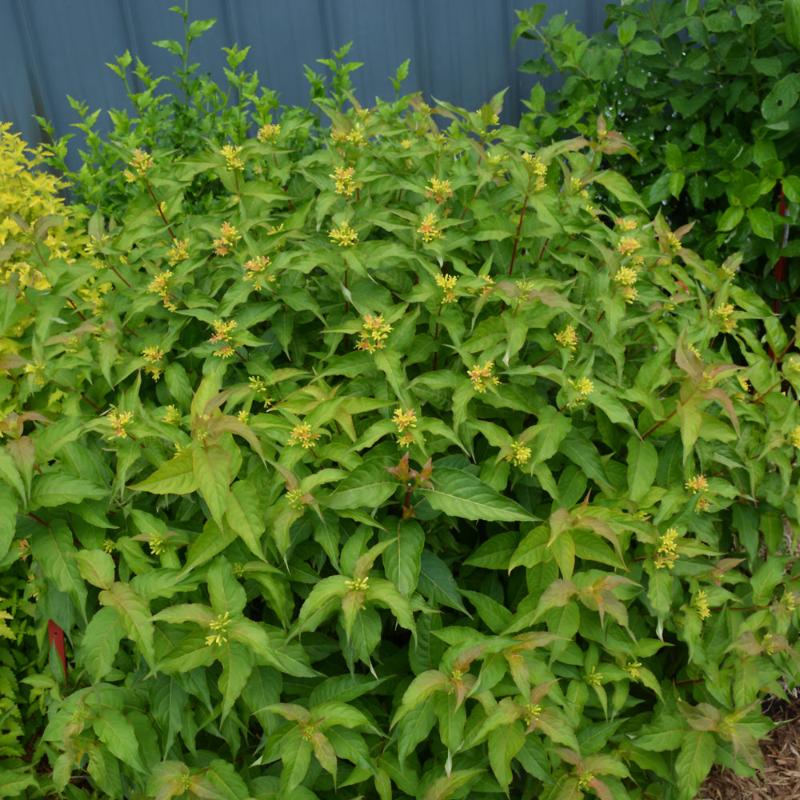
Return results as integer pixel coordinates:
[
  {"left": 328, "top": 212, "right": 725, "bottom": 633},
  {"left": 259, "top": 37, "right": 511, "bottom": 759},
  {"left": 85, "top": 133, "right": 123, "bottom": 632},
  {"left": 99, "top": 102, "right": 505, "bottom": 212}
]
[{"left": 699, "top": 697, "right": 800, "bottom": 799}]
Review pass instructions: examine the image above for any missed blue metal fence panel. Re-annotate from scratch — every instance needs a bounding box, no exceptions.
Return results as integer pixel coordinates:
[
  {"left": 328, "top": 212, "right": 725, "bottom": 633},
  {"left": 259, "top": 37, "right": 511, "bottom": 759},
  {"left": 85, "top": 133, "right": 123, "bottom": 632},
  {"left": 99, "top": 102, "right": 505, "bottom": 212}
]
[{"left": 1, "top": 0, "right": 605, "bottom": 147}]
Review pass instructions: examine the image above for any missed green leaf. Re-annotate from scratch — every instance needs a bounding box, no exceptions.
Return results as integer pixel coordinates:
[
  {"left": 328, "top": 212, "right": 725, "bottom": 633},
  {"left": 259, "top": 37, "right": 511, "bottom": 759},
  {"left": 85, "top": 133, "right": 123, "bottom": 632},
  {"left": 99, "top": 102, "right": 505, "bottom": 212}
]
[
  {"left": 74, "top": 549, "right": 115, "bottom": 590},
  {"left": 80, "top": 607, "right": 124, "bottom": 681},
  {"left": 717, "top": 206, "right": 744, "bottom": 232},
  {"left": 393, "top": 671, "right": 450, "bottom": 726},
  {"left": 0, "top": 484, "right": 17, "bottom": 559},
  {"left": 761, "top": 73, "right": 800, "bottom": 122},
  {"left": 422, "top": 768, "right": 484, "bottom": 800},
  {"left": 193, "top": 444, "right": 232, "bottom": 525},
  {"left": 627, "top": 436, "right": 658, "bottom": 502},
  {"left": 675, "top": 731, "right": 716, "bottom": 799},
  {"left": 31, "top": 474, "right": 107, "bottom": 508},
  {"left": 219, "top": 642, "right": 253, "bottom": 721},
  {"left": 207, "top": 558, "right": 247, "bottom": 615},
  {"left": 783, "top": 175, "right": 800, "bottom": 203},
  {"left": 294, "top": 575, "right": 350, "bottom": 635},
  {"left": 93, "top": 709, "right": 144, "bottom": 772},
  {"left": 98, "top": 582, "right": 155, "bottom": 665},
  {"left": 366, "top": 577, "right": 416, "bottom": 632},
  {"left": 747, "top": 207, "right": 774, "bottom": 239},
  {"left": 382, "top": 519, "right": 424, "bottom": 595},
  {"left": 419, "top": 467, "right": 534, "bottom": 522},
  {"left": 617, "top": 18, "right": 637, "bottom": 46},
  {"left": 131, "top": 448, "right": 197, "bottom": 495},
  {"left": 183, "top": 520, "right": 237, "bottom": 573},
  {"left": 326, "top": 456, "right": 397, "bottom": 510},
  {"left": 465, "top": 531, "right": 520, "bottom": 569},
  {"left": 225, "top": 479, "right": 267, "bottom": 559},
  {"left": 592, "top": 170, "right": 648, "bottom": 210},
  {"left": 31, "top": 523, "right": 87, "bottom": 615},
  {"left": 418, "top": 551, "right": 468, "bottom": 613}
]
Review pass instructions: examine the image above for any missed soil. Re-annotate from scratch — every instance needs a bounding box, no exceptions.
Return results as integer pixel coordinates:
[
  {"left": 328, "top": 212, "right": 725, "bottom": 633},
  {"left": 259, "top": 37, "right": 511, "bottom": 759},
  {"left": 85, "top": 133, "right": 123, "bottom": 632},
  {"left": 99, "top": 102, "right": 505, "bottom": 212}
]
[{"left": 699, "top": 696, "right": 800, "bottom": 799}]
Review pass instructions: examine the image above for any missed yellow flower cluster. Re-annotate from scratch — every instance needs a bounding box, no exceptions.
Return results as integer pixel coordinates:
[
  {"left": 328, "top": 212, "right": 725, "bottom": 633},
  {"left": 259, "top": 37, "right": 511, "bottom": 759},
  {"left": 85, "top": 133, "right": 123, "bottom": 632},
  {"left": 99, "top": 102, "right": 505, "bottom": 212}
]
[
  {"left": 417, "top": 212, "right": 442, "bottom": 243},
  {"left": 329, "top": 222, "right": 359, "bottom": 247},
  {"left": 393, "top": 408, "right": 417, "bottom": 447},
  {"left": 554, "top": 324, "right": 578, "bottom": 352},
  {"left": 257, "top": 123, "right": 281, "bottom": 143},
  {"left": 522, "top": 152, "right": 547, "bottom": 191},
  {"left": 163, "top": 405, "right": 182, "bottom": 425},
  {"left": 243, "top": 255, "right": 274, "bottom": 286},
  {"left": 425, "top": 177, "right": 453, "bottom": 204},
  {"left": 468, "top": 361, "right": 500, "bottom": 393},
  {"left": 615, "top": 217, "right": 638, "bottom": 232},
  {"left": 613, "top": 266, "right": 639, "bottom": 287},
  {"left": 435, "top": 273, "right": 458, "bottom": 303},
  {"left": 209, "top": 319, "right": 237, "bottom": 358},
  {"left": 345, "top": 576, "right": 370, "bottom": 591},
  {"left": 167, "top": 239, "right": 189, "bottom": 265},
  {"left": 248, "top": 375, "right": 272, "bottom": 405},
  {"left": 625, "top": 660, "right": 642, "bottom": 680},
  {"left": 286, "top": 488, "right": 306, "bottom": 510},
  {"left": 666, "top": 232, "right": 681, "bottom": 254},
  {"left": 393, "top": 408, "right": 417, "bottom": 432},
  {"left": 141, "top": 345, "right": 166, "bottom": 381},
  {"left": 148, "top": 534, "right": 166, "bottom": 556},
  {"left": 288, "top": 422, "right": 320, "bottom": 450},
  {"left": 790, "top": 426, "right": 800, "bottom": 448},
  {"left": 523, "top": 703, "right": 542, "bottom": 726},
  {"left": 124, "top": 148, "right": 154, "bottom": 182},
  {"left": 568, "top": 377, "right": 594, "bottom": 406},
  {"left": 507, "top": 440, "right": 532, "bottom": 467},
  {"left": 107, "top": 408, "right": 133, "bottom": 439},
  {"left": 692, "top": 590, "right": 711, "bottom": 621},
  {"left": 205, "top": 611, "right": 231, "bottom": 647},
  {"left": 654, "top": 527, "right": 680, "bottom": 570},
  {"left": 220, "top": 144, "right": 244, "bottom": 171},
  {"left": 685, "top": 474, "right": 708, "bottom": 494},
  {"left": 713, "top": 303, "right": 736, "bottom": 333},
  {"left": 77, "top": 280, "right": 112, "bottom": 315},
  {"left": 356, "top": 314, "right": 393, "bottom": 353},
  {"left": 617, "top": 237, "right": 642, "bottom": 256},
  {"left": 346, "top": 125, "right": 366, "bottom": 147},
  {"left": 330, "top": 166, "right": 357, "bottom": 197},
  {"left": 213, "top": 222, "right": 241, "bottom": 256}
]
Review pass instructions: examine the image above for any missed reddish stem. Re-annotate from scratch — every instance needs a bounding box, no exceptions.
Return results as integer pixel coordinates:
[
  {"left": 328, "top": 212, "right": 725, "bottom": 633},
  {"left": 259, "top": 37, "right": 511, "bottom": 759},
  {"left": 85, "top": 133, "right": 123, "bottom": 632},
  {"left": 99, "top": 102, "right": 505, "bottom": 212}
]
[
  {"left": 772, "top": 187, "right": 790, "bottom": 314},
  {"left": 508, "top": 190, "right": 530, "bottom": 276},
  {"left": 48, "top": 620, "right": 68, "bottom": 680}
]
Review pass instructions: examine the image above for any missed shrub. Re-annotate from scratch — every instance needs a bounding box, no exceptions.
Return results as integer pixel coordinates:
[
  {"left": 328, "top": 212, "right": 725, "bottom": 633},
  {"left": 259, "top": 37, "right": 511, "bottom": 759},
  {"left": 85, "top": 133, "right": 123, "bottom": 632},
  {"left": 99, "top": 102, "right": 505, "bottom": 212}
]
[
  {"left": 2, "top": 53, "right": 799, "bottom": 800},
  {"left": 0, "top": 122, "right": 86, "bottom": 292},
  {"left": 514, "top": 0, "right": 800, "bottom": 316},
  {"left": 37, "top": 6, "right": 357, "bottom": 216}
]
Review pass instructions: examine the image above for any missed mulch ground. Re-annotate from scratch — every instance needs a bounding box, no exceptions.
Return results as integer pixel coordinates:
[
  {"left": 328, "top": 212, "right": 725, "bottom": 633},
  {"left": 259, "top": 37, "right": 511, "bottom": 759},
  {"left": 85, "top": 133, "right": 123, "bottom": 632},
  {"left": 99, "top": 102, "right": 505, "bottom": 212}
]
[{"left": 699, "top": 696, "right": 800, "bottom": 799}]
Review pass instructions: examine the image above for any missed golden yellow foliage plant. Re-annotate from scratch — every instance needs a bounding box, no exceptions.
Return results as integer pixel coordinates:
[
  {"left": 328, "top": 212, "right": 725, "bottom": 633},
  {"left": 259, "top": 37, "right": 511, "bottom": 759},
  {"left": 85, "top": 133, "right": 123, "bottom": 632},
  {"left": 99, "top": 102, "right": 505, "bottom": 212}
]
[{"left": 0, "top": 123, "right": 86, "bottom": 292}]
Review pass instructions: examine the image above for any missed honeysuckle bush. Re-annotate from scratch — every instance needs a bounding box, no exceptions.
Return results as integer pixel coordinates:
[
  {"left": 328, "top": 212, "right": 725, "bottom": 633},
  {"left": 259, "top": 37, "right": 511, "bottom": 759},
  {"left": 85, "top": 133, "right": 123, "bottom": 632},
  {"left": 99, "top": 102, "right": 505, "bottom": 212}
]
[
  {"left": 1, "top": 79, "right": 800, "bottom": 800},
  {"left": 514, "top": 0, "right": 800, "bottom": 318}
]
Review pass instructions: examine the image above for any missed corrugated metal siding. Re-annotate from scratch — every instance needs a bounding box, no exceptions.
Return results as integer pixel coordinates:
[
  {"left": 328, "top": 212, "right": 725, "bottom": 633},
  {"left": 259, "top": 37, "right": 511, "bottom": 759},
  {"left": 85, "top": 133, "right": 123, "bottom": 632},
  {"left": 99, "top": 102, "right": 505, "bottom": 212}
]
[{"left": 1, "top": 0, "right": 605, "bottom": 147}]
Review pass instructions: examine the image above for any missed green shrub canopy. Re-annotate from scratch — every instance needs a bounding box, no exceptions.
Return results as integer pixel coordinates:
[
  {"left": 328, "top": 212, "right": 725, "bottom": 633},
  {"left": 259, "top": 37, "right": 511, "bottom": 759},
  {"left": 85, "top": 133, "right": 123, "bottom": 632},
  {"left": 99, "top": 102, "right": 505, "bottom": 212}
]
[{"left": 1, "top": 32, "right": 799, "bottom": 800}]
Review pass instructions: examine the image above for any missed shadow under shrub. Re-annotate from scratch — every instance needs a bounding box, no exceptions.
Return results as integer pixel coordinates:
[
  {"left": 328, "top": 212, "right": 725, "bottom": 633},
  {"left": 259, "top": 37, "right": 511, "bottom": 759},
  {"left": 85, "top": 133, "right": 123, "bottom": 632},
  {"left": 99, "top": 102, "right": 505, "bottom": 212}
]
[{"left": 1, "top": 63, "right": 799, "bottom": 800}]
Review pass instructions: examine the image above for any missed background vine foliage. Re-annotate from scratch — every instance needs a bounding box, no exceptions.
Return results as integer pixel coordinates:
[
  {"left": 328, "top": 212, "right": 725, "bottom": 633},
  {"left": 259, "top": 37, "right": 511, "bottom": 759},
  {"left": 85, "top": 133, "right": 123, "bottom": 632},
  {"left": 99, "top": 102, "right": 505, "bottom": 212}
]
[
  {"left": 514, "top": 0, "right": 800, "bottom": 317},
  {"left": 1, "top": 13, "right": 799, "bottom": 800}
]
